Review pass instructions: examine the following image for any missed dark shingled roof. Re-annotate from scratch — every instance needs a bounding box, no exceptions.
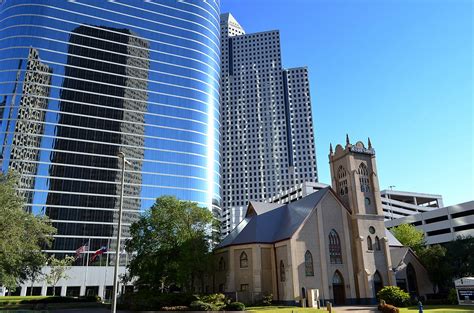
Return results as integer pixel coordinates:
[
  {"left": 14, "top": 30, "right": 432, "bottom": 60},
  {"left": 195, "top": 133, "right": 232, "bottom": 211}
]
[{"left": 217, "top": 188, "right": 331, "bottom": 248}]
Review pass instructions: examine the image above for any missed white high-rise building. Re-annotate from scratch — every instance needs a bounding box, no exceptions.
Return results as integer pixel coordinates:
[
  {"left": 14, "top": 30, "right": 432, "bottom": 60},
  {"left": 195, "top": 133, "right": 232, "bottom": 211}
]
[{"left": 220, "top": 13, "right": 318, "bottom": 235}]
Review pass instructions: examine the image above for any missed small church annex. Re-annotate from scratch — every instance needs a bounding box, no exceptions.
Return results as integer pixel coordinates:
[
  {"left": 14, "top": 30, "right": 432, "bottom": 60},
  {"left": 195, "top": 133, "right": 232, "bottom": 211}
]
[{"left": 214, "top": 137, "right": 433, "bottom": 305}]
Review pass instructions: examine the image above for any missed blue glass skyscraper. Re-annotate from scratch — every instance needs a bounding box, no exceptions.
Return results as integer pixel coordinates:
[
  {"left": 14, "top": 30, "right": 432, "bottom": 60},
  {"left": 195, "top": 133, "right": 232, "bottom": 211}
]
[{"left": 0, "top": 0, "right": 221, "bottom": 269}]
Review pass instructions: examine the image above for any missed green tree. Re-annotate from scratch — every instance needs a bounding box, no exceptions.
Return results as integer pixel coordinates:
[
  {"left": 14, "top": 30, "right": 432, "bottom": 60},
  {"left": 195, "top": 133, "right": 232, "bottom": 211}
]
[
  {"left": 418, "top": 244, "right": 450, "bottom": 293},
  {"left": 44, "top": 255, "right": 75, "bottom": 296},
  {"left": 125, "top": 196, "right": 216, "bottom": 291},
  {"left": 445, "top": 235, "right": 474, "bottom": 278},
  {"left": 390, "top": 224, "right": 425, "bottom": 254},
  {"left": 0, "top": 172, "right": 56, "bottom": 291}
]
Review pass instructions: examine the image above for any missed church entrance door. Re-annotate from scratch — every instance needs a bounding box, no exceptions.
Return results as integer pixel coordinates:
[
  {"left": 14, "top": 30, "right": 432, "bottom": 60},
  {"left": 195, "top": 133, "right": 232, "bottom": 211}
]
[
  {"left": 332, "top": 271, "right": 346, "bottom": 305},
  {"left": 374, "top": 271, "right": 383, "bottom": 298}
]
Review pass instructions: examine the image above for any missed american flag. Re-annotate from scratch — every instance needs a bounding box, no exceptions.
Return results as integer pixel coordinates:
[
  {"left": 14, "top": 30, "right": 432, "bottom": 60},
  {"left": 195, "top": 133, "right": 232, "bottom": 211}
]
[{"left": 75, "top": 244, "right": 89, "bottom": 259}]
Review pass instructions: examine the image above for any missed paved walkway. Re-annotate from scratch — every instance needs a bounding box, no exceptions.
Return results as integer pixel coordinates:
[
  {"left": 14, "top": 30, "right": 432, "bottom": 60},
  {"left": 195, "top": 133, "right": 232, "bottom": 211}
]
[{"left": 334, "top": 305, "right": 378, "bottom": 313}]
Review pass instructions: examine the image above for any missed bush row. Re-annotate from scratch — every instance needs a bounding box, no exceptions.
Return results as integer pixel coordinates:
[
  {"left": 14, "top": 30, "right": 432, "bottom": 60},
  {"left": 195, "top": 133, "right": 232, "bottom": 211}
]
[
  {"left": 21, "top": 296, "right": 101, "bottom": 304},
  {"left": 119, "top": 291, "right": 245, "bottom": 311}
]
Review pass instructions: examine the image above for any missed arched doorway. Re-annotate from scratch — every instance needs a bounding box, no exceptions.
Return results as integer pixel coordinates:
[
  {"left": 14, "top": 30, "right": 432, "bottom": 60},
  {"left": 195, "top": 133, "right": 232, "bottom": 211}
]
[
  {"left": 332, "top": 271, "right": 346, "bottom": 305},
  {"left": 406, "top": 263, "right": 418, "bottom": 297},
  {"left": 373, "top": 271, "right": 383, "bottom": 298}
]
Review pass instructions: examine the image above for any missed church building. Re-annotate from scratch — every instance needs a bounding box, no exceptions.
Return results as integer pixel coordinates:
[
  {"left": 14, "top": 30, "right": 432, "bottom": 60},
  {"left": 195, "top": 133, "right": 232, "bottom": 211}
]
[{"left": 214, "top": 137, "right": 432, "bottom": 305}]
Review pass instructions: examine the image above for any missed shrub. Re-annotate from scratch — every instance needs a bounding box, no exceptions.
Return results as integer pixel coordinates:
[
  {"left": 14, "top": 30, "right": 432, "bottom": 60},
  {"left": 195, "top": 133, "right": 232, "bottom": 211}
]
[
  {"left": 448, "top": 288, "right": 458, "bottom": 305},
  {"left": 26, "top": 296, "right": 101, "bottom": 304},
  {"left": 190, "top": 300, "right": 215, "bottom": 311},
  {"left": 118, "top": 291, "right": 197, "bottom": 311},
  {"left": 262, "top": 293, "right": 273, "bottom": 306},
  {"left": 225, "top": 301, "right": 245, "bottom": 311},
  {"left": 195, "top": 293, "right": 227, "bottom": 310},
  {"left": 378, "top": 303, "right": 400, "bottom": 313},
  {"left": 377, "top": 286, "right": 410, "bottom": 307}
]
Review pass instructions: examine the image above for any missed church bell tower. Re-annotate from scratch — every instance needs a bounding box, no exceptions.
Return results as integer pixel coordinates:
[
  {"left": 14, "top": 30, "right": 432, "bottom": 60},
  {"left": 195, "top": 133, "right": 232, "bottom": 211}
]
[{"left": 329, "top": 136, "right": 395, "bottom": 303}]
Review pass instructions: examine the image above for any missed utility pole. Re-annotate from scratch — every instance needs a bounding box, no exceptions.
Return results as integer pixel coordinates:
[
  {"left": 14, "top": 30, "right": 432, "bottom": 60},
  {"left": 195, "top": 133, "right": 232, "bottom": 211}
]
[{"left": 111, "top": 152, "right": 130, "bottom": 313}]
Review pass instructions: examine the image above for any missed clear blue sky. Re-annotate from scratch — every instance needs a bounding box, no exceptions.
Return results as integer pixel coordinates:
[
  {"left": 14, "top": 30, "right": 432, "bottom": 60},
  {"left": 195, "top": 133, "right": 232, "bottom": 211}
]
[{"left": 221, "top": 0, "right": 473, "bottom": 206}]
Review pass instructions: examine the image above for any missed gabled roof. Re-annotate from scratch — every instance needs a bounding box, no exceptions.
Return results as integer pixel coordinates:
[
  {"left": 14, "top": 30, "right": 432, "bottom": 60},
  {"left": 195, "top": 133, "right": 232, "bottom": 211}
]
[
  {"left": 386, "top": 229, "right": 404, "bottom": 247},
  {"left": 246, "top": 201, "right": 284, "bottom": 217},
  {"left": 217, "top": 188, "right": 332, "bottom": 249},
  {"left": 389, "top": 246, "right": 410, "bottom": 271}
]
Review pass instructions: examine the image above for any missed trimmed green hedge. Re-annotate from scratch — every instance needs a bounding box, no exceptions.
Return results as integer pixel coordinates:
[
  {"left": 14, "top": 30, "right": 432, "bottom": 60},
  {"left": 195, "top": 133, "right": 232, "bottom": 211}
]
[
  {"left": 119, "top": 291, "right": 197, "bottom": 311},
  {"left": 377, "top": 286, "right": 410, "bottom": 307},
  {"left": 0, "top": 296, "right": 102, "bottom": 309},
  {"left": 225, "top": 301, "right": 245, "bottom": 311}
]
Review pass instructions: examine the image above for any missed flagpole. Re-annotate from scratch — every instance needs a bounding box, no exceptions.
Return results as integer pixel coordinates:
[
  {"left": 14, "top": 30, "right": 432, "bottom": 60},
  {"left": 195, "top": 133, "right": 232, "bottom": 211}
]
[
  {"left": 104, "top": 238, "right": 110, "bottom": 301},
  {"left": 83, "top": 238, "right": 90, "bottom": 296}
]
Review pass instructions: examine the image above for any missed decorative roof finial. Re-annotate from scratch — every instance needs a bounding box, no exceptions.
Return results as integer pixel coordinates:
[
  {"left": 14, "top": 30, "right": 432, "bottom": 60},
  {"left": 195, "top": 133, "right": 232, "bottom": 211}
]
[
  {"left": 329, "top": 143, "right": 333, "bottom": 154},
  {"left": 346, "top": 134, "right": 350, "bottom": 146},
  {"left": 368, "top": 137, "right": 372, "bottom": 149}
]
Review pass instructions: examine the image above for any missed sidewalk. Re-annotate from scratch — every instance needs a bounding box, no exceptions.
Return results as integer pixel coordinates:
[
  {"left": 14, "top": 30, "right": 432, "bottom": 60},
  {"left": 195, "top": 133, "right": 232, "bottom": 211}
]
[{"left": 334, "top": 305, "right": 378, "bottom": 313}]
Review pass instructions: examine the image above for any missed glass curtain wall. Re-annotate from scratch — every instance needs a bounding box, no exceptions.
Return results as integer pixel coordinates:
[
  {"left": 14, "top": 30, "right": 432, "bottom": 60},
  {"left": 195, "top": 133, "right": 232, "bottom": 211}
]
[{"left": 0, "top": 0, "right": 221, "bottom": 265}]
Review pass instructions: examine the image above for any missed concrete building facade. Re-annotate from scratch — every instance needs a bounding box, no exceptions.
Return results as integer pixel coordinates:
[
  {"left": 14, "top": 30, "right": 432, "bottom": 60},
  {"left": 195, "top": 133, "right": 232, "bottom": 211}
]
[
  {"left": 385, "top": 201, "right": 474, "bottom": 245},
  {"left": 381, "top": 190, "right": 444, "bottom": 220},
  {"left": 220, "top": 13, "right": 318, "bottom": 235}
]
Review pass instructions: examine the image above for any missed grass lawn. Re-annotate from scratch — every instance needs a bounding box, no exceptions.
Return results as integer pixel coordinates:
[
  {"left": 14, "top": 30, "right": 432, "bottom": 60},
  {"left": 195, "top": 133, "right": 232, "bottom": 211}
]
[
  {"left": 400, "top": 305, "right": 474, "bottom": 313},
  {"left": 247, "top": 306, "right": 325, "bottom": 312}
]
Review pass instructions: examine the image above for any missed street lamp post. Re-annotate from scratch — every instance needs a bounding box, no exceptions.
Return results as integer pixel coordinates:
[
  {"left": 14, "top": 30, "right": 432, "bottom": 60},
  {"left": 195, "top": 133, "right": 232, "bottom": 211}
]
[
  {"left": 388, "top": 185, "right": 396, "bottom": 220},
  {"left": 111, "top": 152, "right": 130, "bottom": 313}
]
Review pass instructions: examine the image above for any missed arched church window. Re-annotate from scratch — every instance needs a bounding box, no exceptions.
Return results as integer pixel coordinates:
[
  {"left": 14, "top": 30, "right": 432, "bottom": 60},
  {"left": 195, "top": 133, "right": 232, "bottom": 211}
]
[
  {"left": 329, "top": 229, "right": 343, "bottom": 264},
  {"left": 375, "top": 236, "right": 381, "bottom": 251},
  {"left": 305, "top": 250, "right": 314, "bottom": 276},
  {"left": 333, "top": 271, "right": 344, "bottom": 285},
  {"left": 337, "top": 166, "right": 348, "bottom": 196},
  {"left": 280, "top": 260, "right": 285, "bottom": 282},
  {"left": 367, "top": 236, "right": 373, "bottom": 251},
  {"left": 240, "top": 252, "right": 248, "bottom": 268},
  {"left": 219, "top": 257, "right": 226, "bottom": 271},
  {"left": 358, "top": 163, "right": 370, "bottom": 193}
]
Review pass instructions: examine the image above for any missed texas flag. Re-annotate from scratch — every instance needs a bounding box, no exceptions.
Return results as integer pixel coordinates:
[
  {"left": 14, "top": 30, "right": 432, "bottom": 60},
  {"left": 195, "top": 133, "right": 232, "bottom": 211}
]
[{"left": 90, "top": 246, "right": 107, "bottom": 263}]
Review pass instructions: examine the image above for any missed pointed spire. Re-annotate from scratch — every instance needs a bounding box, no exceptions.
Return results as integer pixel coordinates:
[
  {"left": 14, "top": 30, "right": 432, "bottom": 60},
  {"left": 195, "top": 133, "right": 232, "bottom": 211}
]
[
  {"left": 368, "top": 137, "right": 372, "bottom": 149},
  {"left": 329, "top": 143, "right": 333, "bottom": 154},
  {"left": 346, "top": 134, "right": 350, "bottom": 146}
]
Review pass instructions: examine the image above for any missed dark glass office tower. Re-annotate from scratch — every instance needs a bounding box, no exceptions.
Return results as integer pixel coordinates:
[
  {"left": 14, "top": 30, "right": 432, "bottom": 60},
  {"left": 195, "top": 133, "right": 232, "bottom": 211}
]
[
  {"left": 45, "top": 26, "right": 149, "bottom": 261},
  {"left": 0, "top": 0, "right": 221, "bottom": 267}
]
